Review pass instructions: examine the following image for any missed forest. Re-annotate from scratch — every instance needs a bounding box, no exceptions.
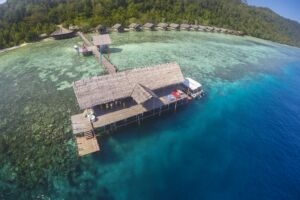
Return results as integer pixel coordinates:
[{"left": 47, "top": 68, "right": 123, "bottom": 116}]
[{"left": 0, "top": 0, "right": 300, "bottom": 49}]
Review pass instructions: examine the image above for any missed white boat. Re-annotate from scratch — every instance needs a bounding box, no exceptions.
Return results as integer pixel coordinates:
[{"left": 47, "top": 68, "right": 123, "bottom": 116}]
[{"left": 183, "top": 77, "right": 204, "bottom": 98}]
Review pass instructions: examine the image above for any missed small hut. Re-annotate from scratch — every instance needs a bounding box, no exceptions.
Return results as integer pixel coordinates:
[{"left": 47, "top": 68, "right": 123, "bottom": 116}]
[
  {"left": 237, "top": 31, "right": 245, "bottom": 36},
  {"left": 69, "top": 25, "right": 79, "bottom": 31},
  {"left": 92, "top": 34, "right": 112, "bottom": 53},
  {"left": 190, "top": 25, "right": 199, "bottom": 31},
  {"left": 50, "top": 27, "right": 75, "bottom": 40},
  {"left": 180, "top": 24, "right": 190, "bottom": 31},
  {"left": 198, "top": 25, "right": 206, "bottom": 32},
  {"left": 169, "top": 23, "right": 180, "bottom": 30},
  {"left": 206, "top": 26, "right": 214, "bottom": 32},
  {"left": 95, "top": 25, "right": 107, "bottom": 34},
  {"left": 214, "top": 27, "right": 221, "bottom": 33},
  {"left": 220, "top": 28, "right": 227, "bottom": 34},
  {"left": 157, "top": 23, "right": 169, "bottom": 31},
  {"left": 143, "top": 23, "right": 155, "bottom": 31},
  {"left": 39, "top": 33, "right": 48, "bottom": 39},
  {"left": 129, "top": 23, "right": 142, "bottom": 31},
  {"left": 112, "top": 24, "right": 124, "bottom": 32}
]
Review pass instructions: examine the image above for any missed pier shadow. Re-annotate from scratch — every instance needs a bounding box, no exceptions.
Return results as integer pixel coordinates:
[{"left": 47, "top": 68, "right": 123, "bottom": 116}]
[{"left": 109, "top": 47, "right": 123, "bottom": 54}]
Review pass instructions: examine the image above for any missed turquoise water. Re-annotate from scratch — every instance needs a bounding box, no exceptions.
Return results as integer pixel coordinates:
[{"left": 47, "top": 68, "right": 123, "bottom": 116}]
[{"left": 1, "top": 31, "right": 300, "bottom": 199}]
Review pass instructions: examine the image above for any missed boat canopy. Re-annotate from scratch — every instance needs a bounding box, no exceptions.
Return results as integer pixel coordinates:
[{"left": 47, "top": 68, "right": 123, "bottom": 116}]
[{"left": 183, "top": 78, "right": 202, "bottom": 90}]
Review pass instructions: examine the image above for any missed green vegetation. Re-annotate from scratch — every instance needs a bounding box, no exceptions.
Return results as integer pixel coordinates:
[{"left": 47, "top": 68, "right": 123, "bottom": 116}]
[{"left": 0, "top": 0, "right": 300, "bottom": 49}]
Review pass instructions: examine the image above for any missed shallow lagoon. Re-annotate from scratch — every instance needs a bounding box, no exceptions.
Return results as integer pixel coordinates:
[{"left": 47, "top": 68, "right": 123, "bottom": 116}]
[{"left": 1, "top": 31, "right": 300, "bottom": 199}]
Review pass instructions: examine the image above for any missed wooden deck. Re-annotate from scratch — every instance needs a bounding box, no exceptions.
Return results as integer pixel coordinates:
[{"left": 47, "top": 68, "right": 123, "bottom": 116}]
[
  {"left": 71, "top": 92, "right": 188, "bottom": 135},
  {"left": 75, "top": 135, "right": 100, "bottom": 156}
]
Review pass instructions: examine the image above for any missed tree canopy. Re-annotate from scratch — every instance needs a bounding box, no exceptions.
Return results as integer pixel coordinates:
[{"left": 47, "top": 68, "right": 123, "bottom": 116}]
[{"left": 0, "top": 0, "right": 300, "bottom": 49}]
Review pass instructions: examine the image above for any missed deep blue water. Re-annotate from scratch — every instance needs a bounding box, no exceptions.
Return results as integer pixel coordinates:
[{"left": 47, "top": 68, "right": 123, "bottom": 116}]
[{"left": 76, "top": 62, "right": 300, "bottom": 200}]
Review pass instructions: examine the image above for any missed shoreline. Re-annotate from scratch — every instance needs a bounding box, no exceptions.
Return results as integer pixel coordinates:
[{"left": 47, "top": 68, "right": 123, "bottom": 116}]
[
  {"left": 0, "top": 43, "right": 28, "bottom": 54},
  {"left": 0, "top": 38, "right": 55, "bottom": 54}
]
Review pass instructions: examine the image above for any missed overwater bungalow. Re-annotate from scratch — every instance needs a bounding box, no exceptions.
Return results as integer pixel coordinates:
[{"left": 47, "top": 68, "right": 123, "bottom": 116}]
[
  {"left": 190, "top": 25, "right": 199, "bottom": 31},
  {"left": 206, "top": 26, "right": 214, "bottom": 32},
  {"left": 169, "top": 23, "right": 180, "bottom": 30},
  {"left": 92, "top": 34, "right": 112, "bottom": 53},
  {"left": 198, "top": 25, "right": 206, "bottom": 32},
  {"left": 95, "top": 25, "right": 107, "bottom": 34},
  {"left": 214, "top": 27, "right": 221, "bottom": 33},
  {"left": 39, "top": 33, "right": 48, "bottom": 39},
  {"left": 220, "top": 28, "right": 228, "bottom": 34},
  {"left": 180, "top": 24, "right": 191, "bottom": 31},
  {"left": 69, "top": 25, "right": 79, "bottom": 31},
  {"left": 143, "top": 23, "right": 155, "bottom": 31},
  {"left": 129, "top": 23, "right": 142, "bottom": 31},
  {"left": 157, "top": 23, "right": 169, "bottom": 30},
  {"left": 237, "top": 31, "right": 246, "bottom": 36},
  {"left": 71, "top": 62, "right": 204, "bottom": 156},
  {"left": 112, "top": 23, "right": 124, "bottom": 32},
  {"left": 50, "top": 27, "right": 75, "bottom": 40}
]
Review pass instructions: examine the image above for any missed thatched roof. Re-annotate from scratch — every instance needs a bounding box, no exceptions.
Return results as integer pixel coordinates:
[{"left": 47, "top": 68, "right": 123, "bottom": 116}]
[
  {"left": 131, "top": 84, "right": 154, "bottom": 104},
  {"left": 73, "top": 62, "right": 184, "bottom": 109},
  {"left": 170, "top": 23, "right": 179, "bottom": 28},
  {"left": 51, "top": 27, "right": 73, "bottom": 36},
  {"left": 129, "top": 23, "right": 141, "bottom": 29},
  {"left": 143, "top": 23, "right": 155, "bottom": 28},
  {"left": 191, "top": 25, "right": 199, "bottom": 29},
  {"left": 157, "top": 23, "right": 169, "bottom": 28},
  {"left": 180, "top": 24, "right": 190, "bottom": 29},
  {"left": 92, "top": 34, "right": 112, "bottom": 46},
  {"left": 112, "top": 23, "right": 122, "bottom": 29}
]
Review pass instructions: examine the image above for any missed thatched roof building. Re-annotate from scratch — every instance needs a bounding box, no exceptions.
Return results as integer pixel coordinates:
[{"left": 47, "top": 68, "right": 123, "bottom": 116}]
[
  {"left": 190, "top": 25, "right": 199, "bottom": 31},
  {"left": 169, "top": 23, "right": 180, "bottom": 30},
  {"left": 73, "top": 62, "right": 184, "bottom": 109},
  {"left": 95, "top": 25, "right": 107, "bottom": 34},
  {"left": 69, "top": 25, "right": 79, "bottom": 31},
  {"left": 206, "top": 26, "right": 214, "bottom": 32},
  {"left": 129, "top": 23, "right": 142, "bottom": 31},
  {"left": 143, "top": 23, "right": 155, "bottom": 30},
  {"left": 157, "top": 23, "right": 169, "bottom": 30},
  {"left": 39, "top": 33, "right": 48, "bottom": 39},
  {"left": 198, "top": 25, "right": 206, "bottom": 31},
  {"left": 50, "top": 27, "right": 75, "bottom": 40},
  {"left": 92, "top": 34, "right": 112, "bottom": 46},
  {"left": 112, "top": 23, "right": 124, "bottom": 32},
  {"left": 180, "top": 24, "right": 191, "bottom": 31}
]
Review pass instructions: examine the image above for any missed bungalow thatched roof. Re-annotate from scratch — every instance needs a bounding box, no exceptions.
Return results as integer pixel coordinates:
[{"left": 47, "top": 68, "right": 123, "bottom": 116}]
[
  {"left": 131, "top": 84, "right": 154, "bottom": 104},
  {"left": 92, "top": 34, "right": 112, "bottom": 46},
  {"left": 157, "top": 23, "right": 169, "bottom": 28},
  {"left": 143, "top": 23, "right": 155, "bottom": 28},
  {"left": 129, "top": 23, "right": 141, "bottom": 29},
  {"left": 112, "top": 23, "right": 122, "bottom": 29},
  {"left": 180, "top": 24, "right": 190, "bottom": 29},
  {"left": 51, "top": 27, "right": 73, "bottom": 36},
  {"left": 170, "top": 23, "right": 179, "bottom": 28},
  {"left": 73, "top": 62, "right": 184, "bottom": 109}
]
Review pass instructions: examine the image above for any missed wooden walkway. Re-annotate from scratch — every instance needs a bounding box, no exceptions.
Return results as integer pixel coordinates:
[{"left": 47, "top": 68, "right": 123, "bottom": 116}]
[
  {"left": 78, "top": 32, "right": 117, "bottom": 74},
  {"left": 77, "top": 32, "right": 93, "bottom": 47},
  {"left": 102, "top": 56, "right": 117, "bottom": 74}
]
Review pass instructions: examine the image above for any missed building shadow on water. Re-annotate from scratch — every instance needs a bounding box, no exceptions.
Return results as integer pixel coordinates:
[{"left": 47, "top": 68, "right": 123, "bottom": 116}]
[{"left": 109, "top": 47, "right": 122, "bottom": 54}]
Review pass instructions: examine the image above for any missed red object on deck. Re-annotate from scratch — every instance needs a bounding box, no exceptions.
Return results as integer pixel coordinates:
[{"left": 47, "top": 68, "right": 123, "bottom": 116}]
[{"left": 172, "top": 91, "right": 181, "bottom": 99}]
